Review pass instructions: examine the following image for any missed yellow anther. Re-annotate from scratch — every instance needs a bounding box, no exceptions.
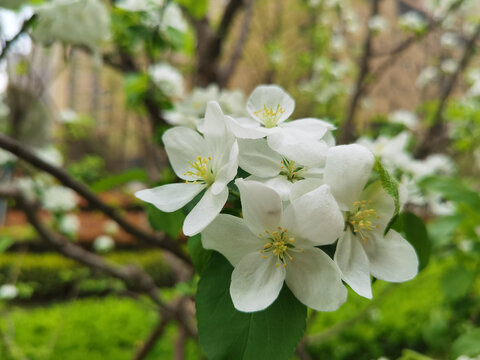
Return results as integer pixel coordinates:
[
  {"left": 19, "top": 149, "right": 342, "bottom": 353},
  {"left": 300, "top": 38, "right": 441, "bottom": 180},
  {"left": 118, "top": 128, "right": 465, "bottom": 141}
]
[
  {"left": 262, "top": 255, "right": 267, "bottom": 259},
  {"left": 282, "top": 264, "right": 287, "bottom": 268},
  {"left": 253, "top": 104, "right": 286, "bottom": 128},
  {"left": 275, "top": 263, "right": 279, "bottom": 268}
]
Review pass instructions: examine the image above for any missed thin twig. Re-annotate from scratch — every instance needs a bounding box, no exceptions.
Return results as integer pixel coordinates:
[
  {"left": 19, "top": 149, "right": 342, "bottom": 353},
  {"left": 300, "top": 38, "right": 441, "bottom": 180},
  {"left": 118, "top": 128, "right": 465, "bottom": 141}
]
[
  {"left": 134, "top": 317, "right": 171, "bottom": 360},
  {"left": 174, "top": 325, "right": 187, "bottom": 360},
  {"left": 415, "top": 23, "right": 480, "bottom": 158},
  {"left": 338, "top": 0, "right": 381, "bottom": 144},
  {"left": 0, "top": 134, "right": 191, "bottom": 265}
]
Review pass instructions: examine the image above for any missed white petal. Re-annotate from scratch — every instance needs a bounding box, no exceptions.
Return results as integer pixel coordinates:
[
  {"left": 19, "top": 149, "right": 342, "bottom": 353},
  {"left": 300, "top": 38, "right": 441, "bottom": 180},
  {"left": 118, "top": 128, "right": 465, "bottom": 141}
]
[
  {"left": 163, "top": 127, "right": 210, "bottom": 180},
  {"left": 238, "top": 139, "right": 282, "bottom": 178},
  {"left": 364, "top": 229, "right": 419, "bottom": 282},
  {"left": 285, "top": 248, "right": 347, "bottom": 312},
  {"left": 211, "top": 141, "right": 239, "bottom": 195},
  {"left": 280, "top": 118, "right": 333, "bottom": 140},
  {"left": 289, "top": 184, "right": 344, "bottom": 245},
  {"left": 225, "top": 116, "right": 269, "bottom": 139},
  {"left": 201, "top": 214, "right": 261, "bottom": 266},
  {"left": 201, "top": 101, "right": 227, "bottom": 139},
  {"left": 267, "top": 130, "right": 328, "bottom": 166},
  {"left": 135, "top": 183, "right": 204, "bottom": 212},
  {"left": 361, "top": 181, "right": 395, "bottom": 230},
  {"left": 247, "top": 85, "right": 295, "bottom": 125},
  {"left": 235, "top": 179, "right": 283, "bottom": 236},
  {"left": 230, "top": 252, "right": 286, "bottom": 312},
  {"left": 246, "top": 175, "right": 293, "bottom": 201},
  {"left": 289, "top": 178, "right": 324, "bottom": 201},
  {"left": 183, "top": 186, "right": 229, "bottom": 236},
  {"left": 324, "top": 144, "right": 374, "bottom": 211},
  {"left": 334, "top": 231, "right": 372, "bottom": 299}
]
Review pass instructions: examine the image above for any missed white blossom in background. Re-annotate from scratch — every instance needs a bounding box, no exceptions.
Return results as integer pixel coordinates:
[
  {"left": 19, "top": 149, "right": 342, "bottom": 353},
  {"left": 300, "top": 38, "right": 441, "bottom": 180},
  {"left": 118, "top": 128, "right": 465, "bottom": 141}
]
[
  {"left": 136, "top": 101, "right": 239, "bottom": 236},
  {"left": 441, "top": 59, "right": 458, "bottom": 74},
  {"left": 319, "top": 145, "right": 418, "bottom": 298},
  {"left": 416, "top": 66, "right": 439, "bottom": 88},
  {"left": 330, "top": 33, "right": 346, "bottom": 52},
  {"left": 59, "top": 213, "right": 80, "bottom": 236},
  {"left": 368, "top": 15, "right": 389, "bottom": 34},
  {"left": 0, "top": 284, "right": 18, "bottom": 300},
  {"left": 35, "top": 146, "right": 63, "bottom": 167},
  {"left": 32, "top": 0, "right": 110, "bottom": 52},
  {"left": 0, "top": 148, "right": 16, "bottom": 165},
  {"left": 15, "top": 177, "right": 37, "bottom": 201},
  {"left": 389, "top": 110, "right": 419, "bottom": 130},
  {"left": 398, "top": 11, "right": 427, "bottom": 34},
  {"left": 202, "top": 179, "right": 347, "bottom": 312},
  {"left": 58, "top": 109, "right": 78, "bottom": 124},
  {"left": 440, "top": 32, "right": 461, "bottom": 49},
  {"left": 42, "top": 185, "right": 77, "bottom": 212},
  {"left": 103, "top": 220, "right": 120, "bottom": 235},
  {"left": 115, "top": 0, "right": 162, "bottom": 11},
  {"left": 149, "top": 62, "right": 184, "bottom": 98},
  {"left": 93, "top": 235, "right": 115, "bottom": 253},
  {"left": 227, "top": 85, "right": 334, "bottom": 166}
]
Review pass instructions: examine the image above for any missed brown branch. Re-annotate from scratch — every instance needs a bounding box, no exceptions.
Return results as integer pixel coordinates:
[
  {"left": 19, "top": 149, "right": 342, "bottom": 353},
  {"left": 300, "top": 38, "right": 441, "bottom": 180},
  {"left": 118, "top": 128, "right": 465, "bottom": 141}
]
[
  {"left": 338, "top": 0, "right": 381, "bottom": 144},
  {"left": 134, "top": 317, "right": 171, "bottom": 360},
  {"left": 174, "top": 325, "right": 187, "bottom": 360},
  {"left": 415, "top": 23, "right": 480, "bottom": 158},
  {"left": 218, "top": 0, "right": 254, "bottom": 87},
  {"left": 0, "top": 134, "right": 191, "bottom": 265},
  {"left": 0, "top": 15, "right": 36, "bottom": 61},
  {"left": 217, "top": 0, "right": 246, "bottom": 39}
]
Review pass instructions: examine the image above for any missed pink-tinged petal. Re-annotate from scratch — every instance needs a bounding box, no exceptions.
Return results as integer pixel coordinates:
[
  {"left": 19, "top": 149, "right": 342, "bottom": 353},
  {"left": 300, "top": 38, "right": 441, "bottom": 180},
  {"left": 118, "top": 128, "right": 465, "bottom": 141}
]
[
  {"left": 247, "top": 85, "right": 295, "bottom": 125},
  {"left": 183, "top": 186, "right": 228, "bottom": 236},
  {"left": 324, "top": 144, "right": 374, "bottom": 211},
  {"left": 230, "top": 252, "right": 286, "bottom": 312},
  {"left": 285, "top": 248, "right": 347, "bottom": 311},
  {"left": 135, "top": 183, "right": 205, "bottom": 212},
  {"left": 289, "top": 184, "right": 344, "bottom": 246},
  {"left": 364, "top": 229, "right": 419, "bottom": 282},
  {"left": 334, "top": 231, "right": 372, "bottom": 299},
  {"left": 201, "top": 214, "right": 261, "bottom": 267},
  {"left": 235, "top": 179, "right": 283, "bottom": 236},
  {"left": 163, "top": 127, "right": 210, "bottom": 180},
  {"left": 238, "top": 139, "right": 282, "bottom": 178},
  {"left": 225, "top": 116, "right": 269, "bottom": 139}
]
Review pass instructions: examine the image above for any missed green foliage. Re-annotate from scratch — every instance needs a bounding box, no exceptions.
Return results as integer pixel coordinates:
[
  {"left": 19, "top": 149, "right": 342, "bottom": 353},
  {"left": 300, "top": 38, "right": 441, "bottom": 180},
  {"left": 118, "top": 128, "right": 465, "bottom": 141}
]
[
  {"left": 0, "top": 237, "right": 14, "bottom": 253},
  {"left": 441, "top": 264, "right": 476, "bottom": 303},
  {"left": 420, "top": 176, "right": 480, "bottom": 210},
  {"left": 175, "top": 0, "right": 209, "bottom": 19},
  {"left": 147, "top": 204, "right": 185, "bottom": 238},
  {"left": 187, "top": 234, "right": 211, "bottom": 274},
  {"left": 196, "top": 252, "right": 307, "bottom": 360},
  {"left": 372, "top": 157, "right": 400, "bottom": 222},
  {"left": 0, "top": 251, "right": 173, "bottom": 300},
  {"left": 0, "top": 296, "right": 202, "bottom": 360},
  {"left": 67, "top": 155, "right": 106, "bottom": 185},
  {"left": 451, "top": 328, "right": 480, "bottom": 358},
  {"left": 91, "top": 168, "right": 149, "bottom": 192}
]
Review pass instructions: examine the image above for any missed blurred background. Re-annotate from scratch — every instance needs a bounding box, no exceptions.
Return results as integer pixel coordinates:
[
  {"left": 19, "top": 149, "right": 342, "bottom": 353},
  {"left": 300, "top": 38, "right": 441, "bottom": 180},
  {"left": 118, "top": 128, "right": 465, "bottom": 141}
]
[{"left": 0, "top": 0, "right": 480, "bottom": 359}]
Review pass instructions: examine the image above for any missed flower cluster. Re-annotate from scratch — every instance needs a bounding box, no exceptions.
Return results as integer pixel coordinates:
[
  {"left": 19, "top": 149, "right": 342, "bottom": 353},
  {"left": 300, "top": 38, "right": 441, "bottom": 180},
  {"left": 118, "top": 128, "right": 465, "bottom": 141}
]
[{"left": 137, "top": 85, "right": 419, "bottom": 313}]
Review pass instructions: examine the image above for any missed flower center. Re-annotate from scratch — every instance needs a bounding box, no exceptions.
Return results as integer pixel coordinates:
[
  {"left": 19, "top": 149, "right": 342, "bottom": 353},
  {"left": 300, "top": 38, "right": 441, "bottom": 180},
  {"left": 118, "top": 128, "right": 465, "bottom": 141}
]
[
  {"left": 253, "top": 104, "right": 285, "bottom": 128},
  {"left": 184, "top": 156, "right": 215, "bottom": 185},
  {"left": 347, "top": 200, "right": 380, "bottom": 242},
  {"left": 279, "top": 158, "right": 306, "bottom": 182},
  {"left": 258, "top": 227, "right": 304, "bottom": 268}
]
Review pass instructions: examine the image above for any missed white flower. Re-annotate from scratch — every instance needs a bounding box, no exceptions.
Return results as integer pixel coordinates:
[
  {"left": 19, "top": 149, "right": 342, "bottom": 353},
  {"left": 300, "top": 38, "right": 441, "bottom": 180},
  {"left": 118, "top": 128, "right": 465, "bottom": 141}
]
[
  {"left": 33, "top": 0, "right": 110, "bottom": 51},
  {"left": 103, "top": 220, "right": 120, "bottom": 235},
  {"left": 59, "top": 214, "right": 80, "bottom": 235},
  {"left": 35, "top": 146, "right": 63, "bottom": 166},
  {"left": 227, "top": 85, "right": 334, "bottom": 166},
  {"left": 135, "top": 101, "right": 239, "bottom": 236},
  {"left": 398, "top": 11, "right": 427, "bottom": 33},
  {"left": 149, "top": 63, "right": 184, "bottom": 98},
  {"left": 388, "top": 110, "right": 419, "bottom": 130},
  {"left": 440, "top": 32, "right": 461, "bottom": 49},
  {"left": 93, "top": 235, "right": 115, "bottom": 253},
  {"left": 42, "top": 186, "right": 77, "bottom": 212},
  {"left": 161, "top": 3, "right": 187, "bottom": 33},
  {"left": 416, "top": 66, "right": 438, "bottom": 88},
  {"left": 0, "top": 284, "right": 18, "bottom": 300},
  {"left": 320, "top": 144, "right": 418, "bottom": 298},
  {"left": 15, "top": 176, "right": 37, "bottom": 201},
  {"left": 368, "top": 15, "right": 389, "bottom": 33},
  {"left": 237, "top": 138, "right": 323, "bottom": 200},
  {"left": 115, "top": 0, "right": 161, "bottom": 11},
  {"left": 58, "top": 108, "right": 78, "bottom": 123},
  {"left": 441, "top": 59, "right": 458, "bottom": 74},
  {"left": 219, "top": 89, "right": 248, "bottom": 117},
  {"left": 0, "top": 148, "right": 16, "bottom": 165},
  {"left": 201, "top": 179, "right": 346, "bottom": 312}
]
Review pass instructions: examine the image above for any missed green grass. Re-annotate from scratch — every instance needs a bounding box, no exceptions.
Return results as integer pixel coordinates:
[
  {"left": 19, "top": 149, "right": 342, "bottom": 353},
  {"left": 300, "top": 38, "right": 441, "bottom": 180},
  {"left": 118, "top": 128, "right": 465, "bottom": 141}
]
[{"left": 0, "top": 296, "right": 203, "bottom": 360}]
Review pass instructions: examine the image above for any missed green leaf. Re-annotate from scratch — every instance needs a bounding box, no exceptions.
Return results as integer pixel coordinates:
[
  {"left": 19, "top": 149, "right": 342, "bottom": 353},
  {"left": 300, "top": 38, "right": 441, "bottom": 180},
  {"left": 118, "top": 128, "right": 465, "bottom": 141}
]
[
  {"left": 175, "top": 0, "right": 208, "bottom": 19},
  {"left": 187, "top": 235, "right": 211, "bottom": 274},
  {"left": 196, "top": 252, "right": 307, "bottom": 360},
  {"left": 146, "top": 204, "right": 185, "bottom": 239},
  {"left": 91, "top": 169, "right": 148, "bottom": 192},
  {"left": 420, "top": 176, "right": 480, "bottom": 210},
  {"left": 427, "top": 215, "right": 463, "bottom": 247},
  {"left": 451, "top": 328, "right": 480, "bottom": 358},
  {"left": 441, "top": 264, "right": 475, "bottom": 303},
  {"left": 0, "top": 236, "right": 14, "bottom": 253},
  {"left": 402, "top": 212, "right": 431, "bottom": 271},
  {"left": 372, "top": 157, "right": 400, "bottom": 216}
]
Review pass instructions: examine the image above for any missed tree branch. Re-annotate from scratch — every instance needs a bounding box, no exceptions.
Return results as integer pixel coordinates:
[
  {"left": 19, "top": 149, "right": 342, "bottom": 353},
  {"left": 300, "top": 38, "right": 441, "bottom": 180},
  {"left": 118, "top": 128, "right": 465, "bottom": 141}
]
[
  {"left": 134, "top": 317, "right": 171, "bottom": 360},
  {"left": 0, "top": 15, "right": 36, "bottom": 61},
  {"left": 415, "top": 23, "right": 480, "bottom": 158},
  {"left": 0, "top": 134, "right": 191, "bottom": 265},
  {"left": 338, "top": 0, "right": 381, "bottom": 144},
  {"left": 217, "top": 0, "right": 246, "bottom": 39}
]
